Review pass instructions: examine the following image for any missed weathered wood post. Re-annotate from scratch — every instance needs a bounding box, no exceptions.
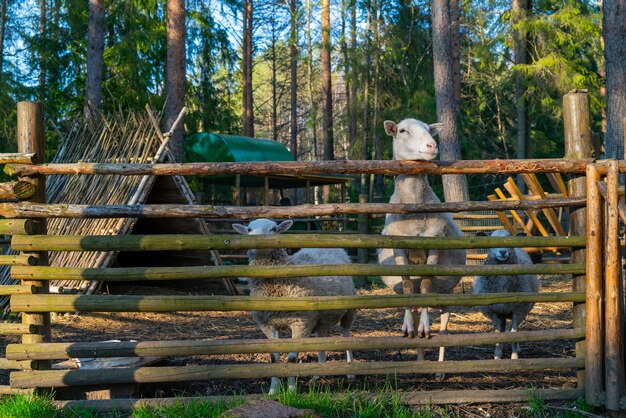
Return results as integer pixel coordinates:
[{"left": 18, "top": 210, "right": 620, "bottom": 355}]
[
  {"left": 16, "top": 102, "right": 51, "bottom": 358},
  {"left": 563, "top": 90, "right": 592, "bottom": 391},
  {"left": 356, "top": 193, "right": 369, "bottom": 286},
  {"left": 604, "top": 160, "right": 625, "bottom": 410},
  {"left": 585, "top": 163, "right": 603, "bottom": 405}
]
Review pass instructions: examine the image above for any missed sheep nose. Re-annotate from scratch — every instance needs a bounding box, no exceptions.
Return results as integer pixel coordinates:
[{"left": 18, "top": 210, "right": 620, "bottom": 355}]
[{"left": 426, "top": 142, "right": 436, "bottom": 150}]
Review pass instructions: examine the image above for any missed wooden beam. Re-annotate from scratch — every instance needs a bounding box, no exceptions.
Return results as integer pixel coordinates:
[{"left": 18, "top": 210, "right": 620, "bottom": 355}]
[
  {"left": 0, "top": 181, "right": 35, "bottom": 201},
  {"left": 6, "top": 328, "right": 584, "bottom": 360},
  {"left": 0, "top": 153, "right": 36, "bottom": 164},
  {"left": 0, "top": 219, "right": 39, "bottom": 235},
  {"left": 10, "top": 357, "right": 584, "bottom": 388},
  {"left": 0, "top": 198, "right": 586, "bottom": 219},
  {"left": 10, "top": 292, "right": 585, "bottom": 313}
]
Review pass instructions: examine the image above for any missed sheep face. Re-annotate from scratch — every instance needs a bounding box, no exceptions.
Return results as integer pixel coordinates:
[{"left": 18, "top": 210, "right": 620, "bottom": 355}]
[
  {"left": 481, "top": 229, "right": 514, "bottom": 263},
  {"left": 383, "top": 118, "right": 444, "bottom": 161},
  {"left": 233, "top": 219, "right": 294, "bottom": 235}
]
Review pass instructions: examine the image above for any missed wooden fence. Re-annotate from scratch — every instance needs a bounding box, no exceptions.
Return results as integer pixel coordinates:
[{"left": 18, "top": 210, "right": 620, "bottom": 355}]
[{"left": 0, "top": 93, "right": 625, "bottom": 412}]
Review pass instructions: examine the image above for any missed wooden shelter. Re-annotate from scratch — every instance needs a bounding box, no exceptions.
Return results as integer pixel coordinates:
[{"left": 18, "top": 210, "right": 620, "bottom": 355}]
[{"left": 0, "top": 111, "right": 236, "bottom": 311}]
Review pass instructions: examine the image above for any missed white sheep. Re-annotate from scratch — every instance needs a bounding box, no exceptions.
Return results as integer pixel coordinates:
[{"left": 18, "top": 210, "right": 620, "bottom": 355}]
[
  {"left": 377, "top": 118, "right": 466, "bottom": 374},
  {"left": 232, "top": 218, "right": 357, "bottom": 394},
  {"left": 473, "top": 229, "right": 539, "bottom": 359}
]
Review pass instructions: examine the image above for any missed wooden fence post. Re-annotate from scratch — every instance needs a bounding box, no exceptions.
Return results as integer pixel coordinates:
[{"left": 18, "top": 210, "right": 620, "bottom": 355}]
[
  {"left": 16, "top": 102, "right": 51, "bottom": 359},
  {"left": 585, "top": 163, "right": 603, "bottom": 405},
  {"left": 604, "top": 160, "right": 625, "bottom": 410},
  {"left": 355, "top": 193, "right": 370, "bottom": 286},
  {"left": 563, "top": 90, "right": 592, "bottom": 390}
]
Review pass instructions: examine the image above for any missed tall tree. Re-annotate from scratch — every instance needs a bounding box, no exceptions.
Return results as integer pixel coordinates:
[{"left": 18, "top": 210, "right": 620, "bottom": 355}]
[
  {"left": 372, "top": 0, "right": 383, "bottom": 199},
  {"left": 39, "top": 0, "right": 46, "bottom": 99},
  {"left": 242, "top": 0, "right": 254, "bottom": 137},
  {"left": 321, "top": 0, "right": 333, "bottom": 161},
  {"left": 0, "top": 0, "right": 7, "bottom": 82},
  {"left": 289, "top": 0, "right": 298, "bottom": 160},
  {"left": 164, "top": 0, "right": 186, "bottom": 161},
  {"left": 431, "top": 0, "right": 468, "bottom": 202},
  {"left": 84, "top": 0, "right": 104, "bottom": 120},
  {"left": 603, "top": 0, "right": 625, "bottom": 159},
  {"left": 360, "top": 0, "right": 372, "bottom": 196},
  {"left": 305, "top": 0, "right": 317, "bottom": 162},
  {"left": 513, "top": 0, "right": 528, "bottom": 161}
]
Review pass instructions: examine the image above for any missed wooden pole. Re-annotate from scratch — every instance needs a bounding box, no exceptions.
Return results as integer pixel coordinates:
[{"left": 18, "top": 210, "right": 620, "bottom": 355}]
[
  {"left": 585, "top": 163, "right": 603, "bottom": 405},
  {"left": 4, "top": 158, "right": 594, "bottom": 177},
  {"left": 9, "top": 357, "right": 584, "bottom": 388},
  {"left": 0, "top": 153, "right": 36, "bottom": 164},
  {"left": 7, "top": 328, "right": 584, "bottom": 361},
  {"left": 10, "top": 233, "right": 585, "bottom": 252},
  {"left": 10, "top": 263, "right": 584, "bottom": 282},
  {"left": 16, "top": 101, "right": 50, "bottom": 358},
  {"left": 0, "top": 181, "right": 35, "bottom": 201},
  {"left": 0, "top": 255, "right": 38, "bottom": 266},
  {"left": 0, "top": 197, "right": 586, "bottom": 219},
  {"left": 356, "top": 193, "right": 369, "bottom": 286},
  {"left": 563, "top": 90, "right": 593, "bottom": 390},
  {"left": 9, "top": 292, "right": 585, "bottom": 313},
  {"left": 0, "top": 219, "right": 39, "bottom": 235},
  {"left": 605, "top": 160, "right": 625, "bottom": 411}
]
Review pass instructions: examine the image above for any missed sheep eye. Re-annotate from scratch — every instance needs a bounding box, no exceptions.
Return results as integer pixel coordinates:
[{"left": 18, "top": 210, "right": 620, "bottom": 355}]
[
  {"left": 247, "top": 228, "right": 251, "bottom": 232},
  {"left": 399, "top": 128, "right": 407, "bottom": 133}
]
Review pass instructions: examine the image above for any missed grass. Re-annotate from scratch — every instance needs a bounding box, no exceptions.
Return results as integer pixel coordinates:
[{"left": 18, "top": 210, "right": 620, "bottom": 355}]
[{"left": 0, "top": 388, "right": 602, "bottom": 418}]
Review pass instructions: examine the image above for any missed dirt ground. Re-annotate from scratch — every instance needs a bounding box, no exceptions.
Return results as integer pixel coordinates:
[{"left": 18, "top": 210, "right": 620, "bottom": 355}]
[{"left": 1, "top": 274, "right": 585, "bottom": 417}]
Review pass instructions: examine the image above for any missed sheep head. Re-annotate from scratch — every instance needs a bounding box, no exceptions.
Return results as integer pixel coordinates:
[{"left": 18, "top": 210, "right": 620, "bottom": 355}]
[
  {"left": 383, "top": 118, "right": 443, "bottom": 161},
  {"left": 478, "top": 229, "right": 516, "bottom": 263},
  {"left": 232, "top": 218, "right": 294, "bottom": 235}
]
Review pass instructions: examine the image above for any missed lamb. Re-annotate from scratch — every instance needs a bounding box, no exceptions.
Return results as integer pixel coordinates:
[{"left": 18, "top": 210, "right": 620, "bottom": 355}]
[
  {"left": 473, "top": 229, "right": 539, "bottom": 360},
  {"left": 377, "top": 118, "right": 466, "bottom": 373},
  {"left": 232, "top": 218, "right": 357, "bottom": 394}
]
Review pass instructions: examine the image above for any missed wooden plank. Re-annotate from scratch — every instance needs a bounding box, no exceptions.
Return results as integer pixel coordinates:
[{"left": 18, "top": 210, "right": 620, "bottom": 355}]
[
  {"left": 596, "top": 181, "right": 626, "bottom": 225},
  {"left": 585, "top": 163, "right": 604, "bottom": 406},
  {"left": 547, "top": 173, "right": 569, "bottom": 197},
  {"left": 494, "top": 188, "right": 532, "bottom": 235},
  {"left": 487, "top": 194, "right": 515, "bottom": 234},
  {"left": 605, "top": 160, "right": 625, "bottom": 410},
  {"left": 10, "top": 233, "right": 586, "bottom": 252},
  {"left": 0, "top": 323, "right": 38, "bottom": 335},
  {"left": 0, "top": 181, "right": 35, "bottom": 202},
  {"left": 0, "top": 153, "right": 36, "bottom": 164},
  {"left": 6, "top": 328, "right": 585, "bottom": 360},
  {"left": 0, "top": 385, "right": 34, "bottom": 395},
  {"left": 0, "top": 198, "right": 587, "bottom": 219},
  {"left": 504, "top": 178, "right": 550, "bottom": 237},
  {"left": 0, "top": 255, "right": 38, "bottom": 266},
  {"left": 10, "top": 263, "right": 585, "bottom": 282},
  {"left": 0, "top": 219, "right": 39, "bottom": 235},
  {"left": 51, "top": 389, "right": 585, "bottom": 411},
  {"left": 0, "top": 358, "right": 34, "bottom": 370},
  {"left": 0, "top": 285, "right": 36, "bottom": 295},
  {"left": 10, "top": 291, "right": 586, "bottom": 313},
  {"left": 9, "top": 357, "right": 584, "bottom": 388},
  {"left": 521, "top": 173, "right": 566, "bottom": 235}
]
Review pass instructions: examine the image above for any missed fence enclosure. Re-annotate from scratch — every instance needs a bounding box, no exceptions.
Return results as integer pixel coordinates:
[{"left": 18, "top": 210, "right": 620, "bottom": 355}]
[{"left": 1, "top": 93, "right": 625, "bottom": 412}]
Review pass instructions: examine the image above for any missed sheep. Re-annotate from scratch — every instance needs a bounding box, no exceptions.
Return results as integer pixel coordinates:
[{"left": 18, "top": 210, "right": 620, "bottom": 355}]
[
  {"left": 232, "top": 218, "right": 357, "bottom": 394},
  {"left": 377, "top": 118, "right": 466, "bottom": 375},
  {"left": 473, "top": 229, "right": 539, "bottom": 360}
]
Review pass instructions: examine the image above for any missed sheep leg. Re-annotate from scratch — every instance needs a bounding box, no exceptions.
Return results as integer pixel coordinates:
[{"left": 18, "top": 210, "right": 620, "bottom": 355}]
[
  {"left": 311, "top": 331, "right": 326, "bottom": 381},
  {"left": 260, "top": 326, "right": 282, "bottom": 395},
  {"left": 492, "top": 316, "right": 506, "bottom": 360},
  {"left": 417, "top": 307, "right": 430, "bottom": 338},
  {"left": 510, "top": 314, "right": 522, "bottom": 360},
  {"left": 435, "top": 308, "right": 450, "bottom": 381}
]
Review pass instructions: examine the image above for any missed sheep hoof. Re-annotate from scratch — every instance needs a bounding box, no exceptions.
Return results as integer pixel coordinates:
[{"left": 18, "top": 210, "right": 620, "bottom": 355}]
[
  {"left": 347, "top": 374, "right": 355, "bottom": 380},
  {"left": 435, "top": 372, "right": 446, "bottom": 381},
  {"left": 406, "top": 330, "right": 415, "bottom": 338}
]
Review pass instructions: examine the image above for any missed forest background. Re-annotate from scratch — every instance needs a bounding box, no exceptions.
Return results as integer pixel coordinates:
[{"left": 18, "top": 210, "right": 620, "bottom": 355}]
[{"left": 0, "top": 0, "right": 619, "bottom": 201}]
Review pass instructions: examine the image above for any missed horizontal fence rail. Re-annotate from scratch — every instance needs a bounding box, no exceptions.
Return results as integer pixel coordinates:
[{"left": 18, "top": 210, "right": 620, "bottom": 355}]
[
  {"left": 6, "top": 328, "right": 585, "bottom": 360},
  {"left": 0, "top": 198, "right": 586, "bottom": 219},
  {"left": 10, "top": 234, "right": 586, "bottom": 252},
  {"left": 0, "top": 153, "right": 35, "bottom": 164},
  {"left": 10, "top": 263, "right": 585, "bottom": 281},
  {"left": 10, "top": 292, "right": 585, "bottom": 313},
  {"left": 3, "top": 158, "right": 594, "bottom": 176},
  {"left": 9, "top": 357, "right": 585, "bottom": 388}
]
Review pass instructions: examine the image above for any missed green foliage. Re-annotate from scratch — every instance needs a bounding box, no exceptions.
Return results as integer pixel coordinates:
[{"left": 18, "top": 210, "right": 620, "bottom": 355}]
[{"left": 0, "top": 394, "right": 57, "bottom": 418}]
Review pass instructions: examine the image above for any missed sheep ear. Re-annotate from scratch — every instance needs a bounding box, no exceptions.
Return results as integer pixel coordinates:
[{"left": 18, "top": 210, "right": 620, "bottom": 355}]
[
  {"left": 276, "top": 220, "right": 294, "bottom": 234},
  {"left": 428, "top": 123, "right": 444, "bottom": 137},
  {"left": 384, "top": 120, "right": 397, "bottom": 137},
  {"left": 232, "top": 223, "right": 248, "bottom": 235}
]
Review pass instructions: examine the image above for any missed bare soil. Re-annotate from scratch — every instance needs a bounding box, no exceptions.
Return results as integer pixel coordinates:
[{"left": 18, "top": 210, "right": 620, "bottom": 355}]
[{"left": 1, "top": 274, "right": 586, "bottom": 417}]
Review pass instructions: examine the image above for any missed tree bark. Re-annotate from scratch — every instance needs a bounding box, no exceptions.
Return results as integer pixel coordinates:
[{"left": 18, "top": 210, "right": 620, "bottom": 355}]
[
  {"left": 431, "top": 0, "right": 468, "bottom": 202},
  {"left": 450, "top": 0, "right": 461, "bottom": 109},
  {"left": 270, "top": 15, "right": 278, "bottom": 142},
  {"left": 321, "top": 0, "right": 333, "bottom": 161},
  {"left": 513, "top": 0, "right": 528, "bottom": 161},
  {"left": 289, "top": 0, "right": 298, "bottom": 160},
  {"left": 39, "top": 0, "right": 46, "bottom": 100},
  {"left": 242, "top": 0, "right": 254, "bottom": 137},
  {"left": 306, "top": 0, "right": 317, "bottom": 162},
  {"left": 360, "top": 0, "right": 372, "bottom": 196},
  {"left": 603, "top": 0, "right": 626, "bottom": 159},
  {"left": 0, "top": 0, "right": 7, "bottom": 81},
  {"left": 163, "top": 0, "right": 186, "bottom": 162},
  {"left": 372, "top": 0, "right": 383, "bottom": 199},
  {"left": 84, "top": 0, "right": 104, "bottom": 120}
]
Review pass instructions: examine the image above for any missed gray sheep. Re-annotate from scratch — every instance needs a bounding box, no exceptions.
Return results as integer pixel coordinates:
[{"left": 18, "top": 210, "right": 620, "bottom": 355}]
[
  {"left": 473, "top": 229, "right": 539, "bottom": 359},
  {"left": 232, "top": 218, "right": 357, "bottom": 394}
]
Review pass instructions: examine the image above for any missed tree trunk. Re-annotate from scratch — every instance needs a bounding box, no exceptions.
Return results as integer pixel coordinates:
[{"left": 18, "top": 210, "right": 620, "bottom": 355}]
[
  {"left": 431, "top": 0, "right": 468, "bottom": 202},
  {"left": 321, "top": 0, "right": 333, "bottom": 162},
  {"left": 349, "top": 0, "right": 357, "bottom": 152},
  {"left": 450, "top": 0, "right": 461, "bottom": 110},
  {"left": 289, "top": 0, "right": 298, "bottom": 160},
  {"left": 39, "top": 0, "right": 46, "bottom": 100},
  {"left": 163, "top": 0, "right": 186, "bottom": 162},
  {"left": 271, "top": 16, "right": 278, "bottom": 142},
  {"left": 0, "top": 0, "right": 7, "bottom": 81},
  {"left": 360, "top": 0, "right": 371, "bottom": 196},
  {"left": 513, "top": 0, "right": 528, "bottom": 161},
  {"left": 306, "top": 0, "right": 317, "bottom": 162},
  {"left": 84, "top": 0, "right": 105, "bottom": 120},
  {"left": 372, "top": 0, "right": 383, "bottom": 199},
  {"left": 242, "top": 0, "right": 254, "bottom": 138},
  {"left": 603, "top": 0, "right": 626, "bottom": 159}
]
